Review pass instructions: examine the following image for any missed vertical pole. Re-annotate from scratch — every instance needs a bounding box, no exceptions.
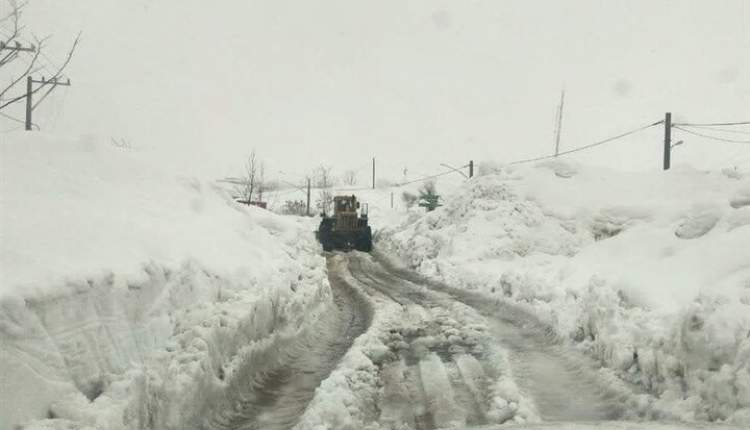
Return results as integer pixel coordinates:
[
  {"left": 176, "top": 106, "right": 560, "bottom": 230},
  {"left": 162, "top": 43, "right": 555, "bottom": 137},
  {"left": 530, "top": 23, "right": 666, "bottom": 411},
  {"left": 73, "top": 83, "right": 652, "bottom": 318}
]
[
  {"left": 372, "top": 157, "right": 375, "bottom": 189},
  {"left": 390, "top": 192, "right": 394, "bottom": 209},
  {"left": 469, "top": 160, "right": 474, "bottom": 178},
  {"left": 25, "top": 76, "right": 32, "bottom": 131},
  {"left": 663, "top": 112, "right": 672, "bottom": 170},
  {"left": 554, "top": 90, "right": 565, "bottom": 156},
  {"left": 306, "top": 177, "right": 311, "bottom": 216}
]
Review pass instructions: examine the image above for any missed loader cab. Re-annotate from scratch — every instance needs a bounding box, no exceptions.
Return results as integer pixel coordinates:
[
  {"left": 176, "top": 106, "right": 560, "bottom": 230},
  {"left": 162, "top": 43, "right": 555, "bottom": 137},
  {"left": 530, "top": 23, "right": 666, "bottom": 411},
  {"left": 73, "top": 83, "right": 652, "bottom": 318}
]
[{"left": 333, "top": 195, "right": 359, "bottom": 215}]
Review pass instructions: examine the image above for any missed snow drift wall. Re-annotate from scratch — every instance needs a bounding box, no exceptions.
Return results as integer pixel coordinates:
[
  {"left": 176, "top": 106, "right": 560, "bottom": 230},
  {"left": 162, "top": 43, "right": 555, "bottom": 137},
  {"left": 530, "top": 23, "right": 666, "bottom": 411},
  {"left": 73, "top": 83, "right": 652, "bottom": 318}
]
[
  {"left": 0, "top": 133, "right": 331, "bottom": 429},
  {"left": 378, "top": 161, "right": 750, "bottom": 425}
]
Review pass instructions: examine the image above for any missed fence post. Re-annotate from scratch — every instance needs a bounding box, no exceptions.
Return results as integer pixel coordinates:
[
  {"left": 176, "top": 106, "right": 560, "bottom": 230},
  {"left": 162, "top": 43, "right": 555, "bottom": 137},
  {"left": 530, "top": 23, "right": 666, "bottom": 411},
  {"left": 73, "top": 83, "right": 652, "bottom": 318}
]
[
  {"left": 663, "top": 112, "right": 671, "bottom": 170},
  {"left": 306, "top": 178, "right": 311, "bottom": 216}
]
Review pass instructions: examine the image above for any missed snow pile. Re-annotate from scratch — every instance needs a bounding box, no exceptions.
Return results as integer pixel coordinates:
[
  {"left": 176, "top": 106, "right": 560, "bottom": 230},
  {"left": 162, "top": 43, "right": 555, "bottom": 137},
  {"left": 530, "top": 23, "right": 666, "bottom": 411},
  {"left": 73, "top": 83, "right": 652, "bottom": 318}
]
[
  {"left": 0, "top": 133, "right": 330, "bottom": 429},
  {"left": 378, "top": 160, "right": 750, "bottom": 424}
]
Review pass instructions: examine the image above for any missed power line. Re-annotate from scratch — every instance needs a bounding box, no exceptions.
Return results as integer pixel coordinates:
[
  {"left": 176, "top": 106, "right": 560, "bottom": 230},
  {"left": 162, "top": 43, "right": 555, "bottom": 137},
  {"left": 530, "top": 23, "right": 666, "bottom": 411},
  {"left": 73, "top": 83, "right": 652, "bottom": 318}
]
[
  {"left": 673, "top": 126, "right": 750, "bottom": 144},
  {"left": 673, "top": 121, "right": 750, "bottom": 127},
  {"left": 394, "top": 168, "right": 461, "bottom": 187},
  {"left": 0, "top": 110, "right": 24, "bottom": 124},
  {"left": 331, "top": 185, "right": 375, "bottom": 192},
  {"left": 509, "top": 119, "right": 664, "bottom": 165},
  {"left": 679, "top": 124, "right": 750, "bottom": 135},
  {"left": 0, "top": 111, "right": 39, "bottom": 130}
]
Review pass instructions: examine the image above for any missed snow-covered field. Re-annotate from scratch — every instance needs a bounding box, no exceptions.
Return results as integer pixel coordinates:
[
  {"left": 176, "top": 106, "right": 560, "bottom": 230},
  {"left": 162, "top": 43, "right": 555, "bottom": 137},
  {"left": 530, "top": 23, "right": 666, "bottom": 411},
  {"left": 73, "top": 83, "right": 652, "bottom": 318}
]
[
  {"left": 0, "top": 133, "right": 331, "bottom": 429},
  {"left": 377, "top": 160, "right": 750, "bottom": 425}
]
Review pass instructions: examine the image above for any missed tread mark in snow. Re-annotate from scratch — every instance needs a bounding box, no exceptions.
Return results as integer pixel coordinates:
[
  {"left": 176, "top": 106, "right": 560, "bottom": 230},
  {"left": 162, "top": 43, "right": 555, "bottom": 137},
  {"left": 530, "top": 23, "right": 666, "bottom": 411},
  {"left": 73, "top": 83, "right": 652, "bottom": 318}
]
[{"left": 206, "top": 257, "right": 372, "bottom": 430}]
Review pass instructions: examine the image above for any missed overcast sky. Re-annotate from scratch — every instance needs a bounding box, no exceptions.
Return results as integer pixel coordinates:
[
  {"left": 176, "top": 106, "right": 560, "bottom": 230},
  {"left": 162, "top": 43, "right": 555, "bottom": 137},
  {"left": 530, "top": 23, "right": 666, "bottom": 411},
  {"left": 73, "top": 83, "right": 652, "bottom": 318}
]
[{"left": 5, "top": 0, "right": 750, "bottom": 180}]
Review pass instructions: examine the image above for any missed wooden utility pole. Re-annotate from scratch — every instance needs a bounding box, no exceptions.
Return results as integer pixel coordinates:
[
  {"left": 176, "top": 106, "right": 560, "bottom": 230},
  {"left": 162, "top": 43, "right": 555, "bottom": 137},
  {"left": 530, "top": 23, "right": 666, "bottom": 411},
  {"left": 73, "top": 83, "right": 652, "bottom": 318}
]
[
  {"left": 469, "top": 160, "right": 474, "bottom": 178},
  {"left": 390, "top": 192, "right": 394, "bottom": 209},
  {"left": 25, "top": 76, "right": 71, "bottom": 131},
  {"left": 663, "top": 112, "right": 672, "bottom": 170},
  {"left": 306, "top": 177, "right": 311, "bottom": 216},
  {"left": 372, "top": 157, "right": 375, "bottom": 189},
  {"left": 554, "top": 90, "right": 565, "bottom": 156}
]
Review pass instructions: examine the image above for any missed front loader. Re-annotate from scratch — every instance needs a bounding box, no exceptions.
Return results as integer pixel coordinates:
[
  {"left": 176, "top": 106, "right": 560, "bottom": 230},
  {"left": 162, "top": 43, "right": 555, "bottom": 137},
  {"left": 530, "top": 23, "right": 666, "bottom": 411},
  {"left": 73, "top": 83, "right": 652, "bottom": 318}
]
[{"left": 316, "top": 195, "right": 372, "bottom": 252}]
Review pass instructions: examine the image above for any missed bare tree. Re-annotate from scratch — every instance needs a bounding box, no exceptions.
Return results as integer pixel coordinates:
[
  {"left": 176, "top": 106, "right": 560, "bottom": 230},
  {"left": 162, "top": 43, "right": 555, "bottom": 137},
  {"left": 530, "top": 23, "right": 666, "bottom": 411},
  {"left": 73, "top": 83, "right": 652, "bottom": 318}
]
[
  {"left": 281, "top": 200, "right": 307, "bottom": 216},
  {"left": 0, "top": 1, "right": 81, "bottom": 119},
  {"left": 313, "top": 165, "right": 334, "bottom": 214},
  {"left": 235, "top": 150, "right": 258, "bottom": 204},
  {"left": 312, "top": 165, "right": 333, "bottom": 188},
  {"left": 342, "top": 169, "right": 357, "bottom": 186}
]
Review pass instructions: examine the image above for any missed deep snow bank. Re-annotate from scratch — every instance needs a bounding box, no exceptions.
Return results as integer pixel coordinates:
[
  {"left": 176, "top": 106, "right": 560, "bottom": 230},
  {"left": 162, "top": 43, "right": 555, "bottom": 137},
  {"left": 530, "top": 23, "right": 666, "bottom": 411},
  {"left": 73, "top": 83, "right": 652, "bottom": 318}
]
[
  {"left": 0, "top": 133, "right": 329, "bottom": 429},
  {"left": 378, "top": 160, "right": 750, "bottom": 424}
]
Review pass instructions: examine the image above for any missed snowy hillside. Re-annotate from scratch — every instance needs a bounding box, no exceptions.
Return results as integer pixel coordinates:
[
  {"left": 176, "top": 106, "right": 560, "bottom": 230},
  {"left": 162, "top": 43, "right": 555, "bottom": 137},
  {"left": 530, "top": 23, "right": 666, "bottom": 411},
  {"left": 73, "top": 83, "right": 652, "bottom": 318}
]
[
  {"left": 0, "top": 133, "right": 330, "bottom": 429},
  {"left": 378, "top": 160, "right": 750, "bottom": 424}
]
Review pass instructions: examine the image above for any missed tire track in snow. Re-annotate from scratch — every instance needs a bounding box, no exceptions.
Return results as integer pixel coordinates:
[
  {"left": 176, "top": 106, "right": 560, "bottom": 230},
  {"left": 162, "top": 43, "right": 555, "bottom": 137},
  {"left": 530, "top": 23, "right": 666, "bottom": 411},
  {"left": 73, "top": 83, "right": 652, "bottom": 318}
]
[
  {"left": 418, "top": 352, "right": 466, "bottom": 428},
  {"left": 449, "top": 355, "right": 487, "bottom": 425},
  {"left": 207, "top": 257, "right": 372, "bottom": 430},
  {"left": 359, "top": 251, "right": 631, "bottom": 424},
  {"left": 343, "top": 253, "right": 498, "bottom": 428},
  {"left": 378, "top": 359, "right": 417, "bottom": 429}
]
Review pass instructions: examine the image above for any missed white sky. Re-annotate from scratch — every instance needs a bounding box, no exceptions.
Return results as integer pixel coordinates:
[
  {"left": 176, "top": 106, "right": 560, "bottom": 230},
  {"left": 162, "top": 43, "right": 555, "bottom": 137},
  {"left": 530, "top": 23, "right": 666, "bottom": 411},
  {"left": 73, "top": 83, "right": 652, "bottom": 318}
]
[{"left": 5, "top": 0, "right": 750, "bottom": 180}]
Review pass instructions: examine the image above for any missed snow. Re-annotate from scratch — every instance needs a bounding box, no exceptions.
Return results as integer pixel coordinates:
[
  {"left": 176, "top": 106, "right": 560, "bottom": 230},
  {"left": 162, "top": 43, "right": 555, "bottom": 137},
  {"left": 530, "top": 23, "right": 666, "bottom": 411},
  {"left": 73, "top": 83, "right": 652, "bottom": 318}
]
[
  {"left": 3, "top": 130, "right": 748, "bottom": 429},
  {"left": 377, "top": 160, "right": 750, "bottom": 425},
  {"left": 0, "top": 132, "right": 331, "bottom": 429}
]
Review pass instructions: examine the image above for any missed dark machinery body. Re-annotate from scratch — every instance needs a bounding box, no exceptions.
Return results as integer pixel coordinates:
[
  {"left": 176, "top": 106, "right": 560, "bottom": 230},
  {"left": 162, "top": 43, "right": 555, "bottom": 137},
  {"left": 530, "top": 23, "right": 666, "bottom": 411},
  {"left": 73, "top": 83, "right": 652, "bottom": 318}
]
[{"left": 317, "top": 195, "right": 373, "bottom": 252}]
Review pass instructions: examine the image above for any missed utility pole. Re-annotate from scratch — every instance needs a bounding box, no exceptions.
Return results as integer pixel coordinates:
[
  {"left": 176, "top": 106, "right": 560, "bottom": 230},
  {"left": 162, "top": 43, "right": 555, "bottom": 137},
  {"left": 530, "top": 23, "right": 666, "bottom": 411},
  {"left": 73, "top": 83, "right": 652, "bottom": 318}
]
[
  {"left": 554, "top": 90, "right": 565, "bottom": 156},
  {"left": 390, "top": 192, "right": 394, "bottom": 209},
  {"left": 663, "top": 112, "right": 672, "bottom": 170},
  {"left": 306, "top": 177, "right": 311, "bottom": 216},
  {"left": 469, "top": 160, "right": 474, "bottom": 178},
  {"left": 25, "top": 76, "right": 71, "bottom": 131},
  {"left": 372, "top": 157, "right": 375, "bottom": 189}
]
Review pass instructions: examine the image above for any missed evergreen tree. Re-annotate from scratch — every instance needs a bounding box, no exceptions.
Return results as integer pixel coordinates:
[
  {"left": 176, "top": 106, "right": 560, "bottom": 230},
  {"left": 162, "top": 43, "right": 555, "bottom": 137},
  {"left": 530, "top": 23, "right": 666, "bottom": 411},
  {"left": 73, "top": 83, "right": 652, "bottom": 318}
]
[{"left": 418, "top": 181, "right": 441, "bottom": 211}]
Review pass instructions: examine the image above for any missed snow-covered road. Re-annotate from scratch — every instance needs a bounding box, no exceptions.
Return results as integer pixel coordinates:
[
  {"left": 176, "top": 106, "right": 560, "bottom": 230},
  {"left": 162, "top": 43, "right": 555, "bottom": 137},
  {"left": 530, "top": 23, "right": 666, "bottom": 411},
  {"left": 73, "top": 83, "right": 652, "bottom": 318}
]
[
  {"left": 205, "top": 258, "right": 373, "bottom": 430},
  {"left": 292, "top": 251, "right": 744, "bottom": 430},
  {"left": 78, "top": 248, "right": 741, "bottom": 430},
  {"left": 348, "top": 251, "right": 630, "bottom": 426}
]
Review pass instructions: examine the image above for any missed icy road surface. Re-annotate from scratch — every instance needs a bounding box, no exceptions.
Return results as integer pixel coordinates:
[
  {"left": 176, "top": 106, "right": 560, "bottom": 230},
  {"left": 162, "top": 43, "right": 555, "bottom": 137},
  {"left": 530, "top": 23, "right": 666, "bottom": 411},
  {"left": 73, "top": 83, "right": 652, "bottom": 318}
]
[
  {"left": 347, "top": 252, "right": 627, "bottom": 426},
  {"left": 207, "top": 251, "right": 741, "bottom": 430},
  {"left": 205, "top": 258, "right": 372, "bottom": 430}
]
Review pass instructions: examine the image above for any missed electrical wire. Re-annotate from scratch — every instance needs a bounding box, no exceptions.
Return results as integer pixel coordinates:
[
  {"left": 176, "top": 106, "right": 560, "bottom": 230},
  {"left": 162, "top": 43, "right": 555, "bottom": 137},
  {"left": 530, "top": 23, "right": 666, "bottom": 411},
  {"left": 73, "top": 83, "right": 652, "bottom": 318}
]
[
  {"left": 673, "top": 126, "right": 750, "bottom": 144},
  {"left": 677, "top": 124, "right": 750, "bottom": 135},
  {"left": 0, "top": 110, "right": 24, "bottom": 124},
  {"left": 0, "top": 110, "right": 39, "bottom": 130},
  {"left": 394, "top": 168, "right": 462, "bottom": 187},
  {"left": 673, "top": 121, "right": 750, "bottom": 127},
  {"left": 508, "top": 119, "right": 664, "bottom": 165}
]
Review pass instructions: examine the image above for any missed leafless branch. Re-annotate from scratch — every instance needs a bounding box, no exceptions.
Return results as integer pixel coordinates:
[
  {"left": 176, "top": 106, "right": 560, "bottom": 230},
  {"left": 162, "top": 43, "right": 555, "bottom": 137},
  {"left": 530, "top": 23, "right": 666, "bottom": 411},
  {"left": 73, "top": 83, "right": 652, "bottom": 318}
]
[
  {"left": 0, "top": 32, "right": 80, "bottom": 111},
  {"left": 234, "top": 150, "right": 259, "bottom": 203},
  {"left": 0, "top": 36, "right": 42, "bottom": 102},
  {"left": 0, "top": 1, "right": 23, "bottom": 44}
]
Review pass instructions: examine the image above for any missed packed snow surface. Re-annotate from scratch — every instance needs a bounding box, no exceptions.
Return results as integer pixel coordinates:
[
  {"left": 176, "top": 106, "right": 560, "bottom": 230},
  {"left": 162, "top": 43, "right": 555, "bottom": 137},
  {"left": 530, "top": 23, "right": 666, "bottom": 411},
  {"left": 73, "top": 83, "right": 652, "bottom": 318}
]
[
  {"left": 0, "top": 133, "right": 330, "bottom": 429},
  {"left": 378, "top": 160, "right": 750, "bottom": 425}
]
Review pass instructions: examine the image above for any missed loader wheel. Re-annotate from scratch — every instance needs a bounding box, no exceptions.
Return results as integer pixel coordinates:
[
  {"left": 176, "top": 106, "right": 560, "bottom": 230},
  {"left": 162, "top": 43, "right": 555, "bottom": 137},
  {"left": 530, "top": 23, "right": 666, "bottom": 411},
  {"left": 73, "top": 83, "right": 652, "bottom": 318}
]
[
  {"left": 356, "top": 227, "right": 373, "bottom": 252},
  {"left": 318, "top": 218, "right": 335, "bottom": 252}
]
